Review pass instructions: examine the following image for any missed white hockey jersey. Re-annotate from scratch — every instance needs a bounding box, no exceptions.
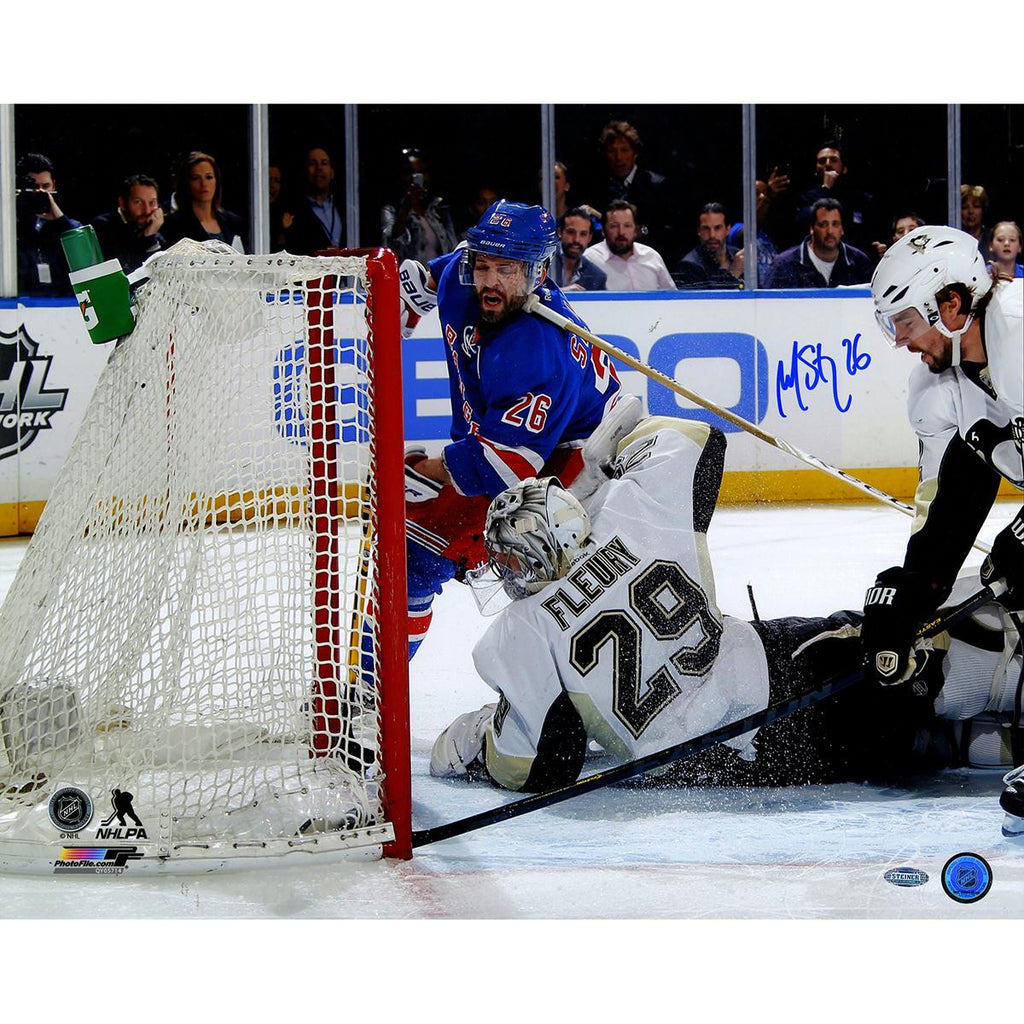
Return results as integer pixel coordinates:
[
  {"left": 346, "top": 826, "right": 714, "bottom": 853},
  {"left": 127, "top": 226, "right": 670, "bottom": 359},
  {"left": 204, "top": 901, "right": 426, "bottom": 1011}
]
[
  {"left": 908, "top": 277, "right": 1023, "bottom": 491},
  {"left": 471, "top": 422, "right": 770, "bottom": 791}
]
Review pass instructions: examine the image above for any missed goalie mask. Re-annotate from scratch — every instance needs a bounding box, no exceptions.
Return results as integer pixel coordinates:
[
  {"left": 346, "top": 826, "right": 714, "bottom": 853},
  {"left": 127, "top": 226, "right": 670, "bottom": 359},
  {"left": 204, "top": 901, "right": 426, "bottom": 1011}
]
[
  {"left": 871, "top": 226, "right": 992, "bottom": 363},
  {"left": 460, "top": 199, "right": 558, "bottom": 292},
  {"left": 482, "top": 477, "right": 592, "bottom": 600}
]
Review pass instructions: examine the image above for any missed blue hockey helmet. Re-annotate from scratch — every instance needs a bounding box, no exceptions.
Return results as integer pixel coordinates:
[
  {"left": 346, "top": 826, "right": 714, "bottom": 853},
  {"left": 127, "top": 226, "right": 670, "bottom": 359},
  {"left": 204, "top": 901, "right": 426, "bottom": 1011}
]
[{"left": 461, "top": 199, "right": 558, "bottom": 290}]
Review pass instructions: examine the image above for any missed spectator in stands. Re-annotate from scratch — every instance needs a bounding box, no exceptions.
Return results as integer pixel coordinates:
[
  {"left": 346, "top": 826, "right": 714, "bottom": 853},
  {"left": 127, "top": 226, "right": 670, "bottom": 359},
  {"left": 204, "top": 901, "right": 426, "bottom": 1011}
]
[
  {"left": 592, "top": 121, "right": 674, "bottom": 262},
  {"left": 727, "top": 171, "right": 790, "bottom": 285},
  {"left": 381, "top": 147, "right": 457, "bottom": 263},
  {"left": 726, "top": 176, "right": 791, "bottom": 287},
  {"left": 91, "top": 173, "right": 167, "bottom": 274},
  {"left": 542, "top": 162, "right": 602, "bottom": 245},
  {"left": 15, "top": 152, "right": 82, "bottom": 297},
  {"left": 551, "top": 161, "right": 571, "bottom": 221},
  {"left": 162, "top": 151, "right": 246, "bottom": 253},
  {"left": 457, "top": 185, "right": 500, "bottom": 240},
  {"left": 870, "top": 210, "right": 925, "bottom": 259},
  {"left": 960, "top": 184, "right": 991, "bottom": 255},
  {"left": 988, "top": 220, "right": 1024, "bottom": 278},
  {"left": 794, "top": 140, "right": 876, "bottom": 256},
  {"left": 283, "top": 146, "right": 343, "bottom": 254},
  {"left": 583, "top": 199, "right": 675, "bottom": 291},
  {"left": 268, "top": 163, "right": 293, "bottom": 251},
  {"left": 550, "top": 207, "right": 607, "bottom": 291},
  {"left": 672, "top": 202, "right": 744, "bottom": 289},
  {"left": 756, "top": 164, "right": 792, "bottom": 247},
  {"left": 764, "top": 197, "right": 873, "bottom": 289}
]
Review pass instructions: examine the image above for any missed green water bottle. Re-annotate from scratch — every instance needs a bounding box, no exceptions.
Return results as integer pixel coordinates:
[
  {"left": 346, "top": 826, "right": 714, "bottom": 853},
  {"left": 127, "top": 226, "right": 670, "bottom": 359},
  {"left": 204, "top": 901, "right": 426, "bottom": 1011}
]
[{"left": 61, "top": 225, "right": 136, "bottom": 345}]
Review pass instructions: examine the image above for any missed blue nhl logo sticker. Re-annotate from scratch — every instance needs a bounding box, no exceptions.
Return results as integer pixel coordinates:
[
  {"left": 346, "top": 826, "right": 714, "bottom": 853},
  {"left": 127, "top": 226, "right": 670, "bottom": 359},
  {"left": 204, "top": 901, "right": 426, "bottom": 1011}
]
[
  {"left": 883, "top": 866, "right": 929, "bottom": 888},
  {"left": 941, "top": 853, "right": 993, "bottom": 904},
  {"left": 48, "top": 786, "right": 94, "bottom": 833}
]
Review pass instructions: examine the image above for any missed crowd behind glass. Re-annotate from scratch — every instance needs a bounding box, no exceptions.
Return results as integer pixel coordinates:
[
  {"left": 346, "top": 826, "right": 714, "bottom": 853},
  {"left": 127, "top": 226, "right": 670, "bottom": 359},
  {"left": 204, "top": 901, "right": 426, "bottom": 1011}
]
[{"left": 12, "top": 109, "right": 1023, "bottom": 299}]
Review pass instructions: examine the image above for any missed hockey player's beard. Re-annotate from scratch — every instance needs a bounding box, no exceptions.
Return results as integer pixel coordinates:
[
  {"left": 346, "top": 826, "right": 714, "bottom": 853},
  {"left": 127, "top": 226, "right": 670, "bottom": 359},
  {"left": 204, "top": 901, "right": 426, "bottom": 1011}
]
[{"left": 477, "top": 288, "right": 527, "bottom": 325}]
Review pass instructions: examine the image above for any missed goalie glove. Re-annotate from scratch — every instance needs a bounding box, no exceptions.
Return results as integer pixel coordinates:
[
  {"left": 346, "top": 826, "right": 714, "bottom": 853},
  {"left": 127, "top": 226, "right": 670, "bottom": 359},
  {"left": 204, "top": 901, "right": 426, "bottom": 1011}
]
[
  {"left": 980, "top": 508, "right": 1024, "bottom": 610},
  {"left": 430, "top": 704, "right": 495, "bottom": 780},
  {"left": 861, "top": 566, "right": 945, "bottom": 687},
  {"left": 398, "top": 259, "right": 437, "bottom": 339}
]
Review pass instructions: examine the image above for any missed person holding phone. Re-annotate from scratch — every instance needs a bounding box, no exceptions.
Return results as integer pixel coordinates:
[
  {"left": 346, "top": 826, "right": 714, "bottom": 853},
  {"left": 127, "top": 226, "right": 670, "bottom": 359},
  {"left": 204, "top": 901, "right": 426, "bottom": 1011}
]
[{"left": 381, "top": 147, "right": 457, "bottom": 263}]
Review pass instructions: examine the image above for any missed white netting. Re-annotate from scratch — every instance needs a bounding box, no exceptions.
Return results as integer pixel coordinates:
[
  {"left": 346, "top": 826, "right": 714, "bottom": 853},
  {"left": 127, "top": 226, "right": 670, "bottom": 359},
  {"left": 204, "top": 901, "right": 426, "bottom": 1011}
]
[{"left": 0, "top": 240, "right": 400, "bottom": 870}]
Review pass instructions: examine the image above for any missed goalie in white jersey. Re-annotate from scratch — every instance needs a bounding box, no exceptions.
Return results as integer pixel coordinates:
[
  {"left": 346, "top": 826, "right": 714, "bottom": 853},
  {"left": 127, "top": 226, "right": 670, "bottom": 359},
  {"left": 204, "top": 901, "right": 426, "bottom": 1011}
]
[
  {"left": 432, "top": 419, "right": 1024, "bottom": 824},
  {"left": 451, "top": 419, "right": 773, "bottom": 792}
]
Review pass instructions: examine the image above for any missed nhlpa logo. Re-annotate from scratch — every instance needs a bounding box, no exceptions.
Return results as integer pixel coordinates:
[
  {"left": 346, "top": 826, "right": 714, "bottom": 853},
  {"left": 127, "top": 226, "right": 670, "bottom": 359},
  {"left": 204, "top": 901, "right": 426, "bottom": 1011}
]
[
  {"left": 0, "top": 324, "right": 68, "bottom": 461},
  {"left": 95, "top": 788, "right": 148, "bottom": 840}
]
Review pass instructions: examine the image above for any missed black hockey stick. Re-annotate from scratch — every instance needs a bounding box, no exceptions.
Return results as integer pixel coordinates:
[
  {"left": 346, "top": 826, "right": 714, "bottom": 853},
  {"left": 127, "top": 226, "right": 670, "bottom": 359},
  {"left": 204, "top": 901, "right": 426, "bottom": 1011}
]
[{"left": 411, "top": 583, "right": 1002, "bottom": 849}]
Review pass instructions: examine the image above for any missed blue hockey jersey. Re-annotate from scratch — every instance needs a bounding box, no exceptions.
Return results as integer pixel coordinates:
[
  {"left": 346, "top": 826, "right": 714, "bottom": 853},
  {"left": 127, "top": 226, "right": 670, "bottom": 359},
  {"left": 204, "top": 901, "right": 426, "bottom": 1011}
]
[{"left": 429, "top": 249, "right": 621, "bottom": 498}]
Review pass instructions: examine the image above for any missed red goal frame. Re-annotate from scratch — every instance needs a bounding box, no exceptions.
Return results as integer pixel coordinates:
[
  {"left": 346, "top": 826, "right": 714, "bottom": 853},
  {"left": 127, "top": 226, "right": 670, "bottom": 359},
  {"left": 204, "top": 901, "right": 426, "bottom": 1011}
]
[{"left": 310, "top": 248, "right": 411, "bottom": 859}]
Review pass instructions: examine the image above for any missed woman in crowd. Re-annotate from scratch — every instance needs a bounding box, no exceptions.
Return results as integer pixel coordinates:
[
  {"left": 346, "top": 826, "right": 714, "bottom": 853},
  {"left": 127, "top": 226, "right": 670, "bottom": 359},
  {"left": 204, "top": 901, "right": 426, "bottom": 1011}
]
[{"left": 162, "top": 150, "right": 247, "bottom": 252}]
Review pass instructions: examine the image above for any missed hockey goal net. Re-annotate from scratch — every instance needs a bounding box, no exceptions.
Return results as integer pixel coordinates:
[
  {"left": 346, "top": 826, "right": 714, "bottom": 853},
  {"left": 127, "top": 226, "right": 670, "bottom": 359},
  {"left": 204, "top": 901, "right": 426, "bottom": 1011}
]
[{"left": 0, "top": 240, "right": 410, "bottom": 872}]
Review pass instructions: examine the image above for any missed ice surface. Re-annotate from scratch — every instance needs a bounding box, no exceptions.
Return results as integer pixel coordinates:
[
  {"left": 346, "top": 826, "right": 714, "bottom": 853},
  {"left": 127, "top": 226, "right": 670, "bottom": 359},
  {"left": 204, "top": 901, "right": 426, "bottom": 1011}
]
[
  {"left": 0, "top": 498, "right": 1018, "bottom": 923},
  {"left": 2, "top": 497, "right": 1018, "bottom": 1019}
]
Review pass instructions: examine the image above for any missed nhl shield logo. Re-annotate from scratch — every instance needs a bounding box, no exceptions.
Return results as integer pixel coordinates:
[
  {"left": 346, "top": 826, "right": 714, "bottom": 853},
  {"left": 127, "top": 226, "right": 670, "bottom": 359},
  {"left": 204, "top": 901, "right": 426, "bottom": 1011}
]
[
  {"left": 875, "top": 651, "right": 900, "bottom": 678},
  {"left": 0, "top": 324, "right": 68, "bottom": 461},
  {"left": 48, "top": 786, "right": 94, "bottom": 832}
]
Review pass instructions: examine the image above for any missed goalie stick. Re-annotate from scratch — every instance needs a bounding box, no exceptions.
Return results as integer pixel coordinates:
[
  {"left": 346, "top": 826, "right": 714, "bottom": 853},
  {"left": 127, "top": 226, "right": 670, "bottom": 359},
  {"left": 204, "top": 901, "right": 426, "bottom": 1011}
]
[
  {"left": 523, "top": 294, "right": 993, "bottom": 556},
  {"left": 411, "top": 581, "right": 1004, "bottom": 849}
]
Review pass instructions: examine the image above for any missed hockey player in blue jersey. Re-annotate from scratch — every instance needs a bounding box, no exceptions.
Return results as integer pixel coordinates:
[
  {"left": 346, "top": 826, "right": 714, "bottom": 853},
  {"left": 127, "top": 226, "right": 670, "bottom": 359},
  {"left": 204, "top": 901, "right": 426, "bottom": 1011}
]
[{"left": 397, "top": 199, "right": 629, "bottom": 658}]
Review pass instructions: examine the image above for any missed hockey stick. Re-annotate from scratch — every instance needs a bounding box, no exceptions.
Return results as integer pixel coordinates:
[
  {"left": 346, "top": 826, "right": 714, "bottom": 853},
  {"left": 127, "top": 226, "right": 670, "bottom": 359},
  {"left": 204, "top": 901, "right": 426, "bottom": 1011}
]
[
  {"left": 523, "top": 294, "right": 994, "bottom": 555},
  {"left": 411, "top": 582, "right": 1002, "bottom": 848}
]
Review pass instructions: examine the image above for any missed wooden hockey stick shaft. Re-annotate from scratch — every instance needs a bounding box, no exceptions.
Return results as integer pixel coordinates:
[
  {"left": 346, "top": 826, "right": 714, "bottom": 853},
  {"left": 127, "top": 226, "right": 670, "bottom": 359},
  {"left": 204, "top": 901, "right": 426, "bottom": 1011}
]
[
  {"left": 523, "top": 295, "right": 995, "bottom": 555},
  {"left": 411, "top": 583, "right": 1002, "bottom": 848}
]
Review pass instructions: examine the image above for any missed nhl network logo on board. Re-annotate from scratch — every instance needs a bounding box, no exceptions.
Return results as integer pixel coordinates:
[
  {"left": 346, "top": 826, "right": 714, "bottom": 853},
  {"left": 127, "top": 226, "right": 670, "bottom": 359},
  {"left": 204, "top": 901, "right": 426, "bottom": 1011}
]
[
  {"left": 95, "top": 788, "right": 148, "bottom": 840},
  {"left": 0, "top": 324, "right": 68, "bottom": 460}
]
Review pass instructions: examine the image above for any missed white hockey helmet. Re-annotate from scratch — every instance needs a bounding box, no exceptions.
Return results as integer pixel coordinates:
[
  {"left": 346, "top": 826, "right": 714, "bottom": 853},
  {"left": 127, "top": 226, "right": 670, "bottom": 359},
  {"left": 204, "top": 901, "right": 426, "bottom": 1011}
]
[
  {"left": 871, "top": 226, "right": 992, "bottom": 358},
  {"left": 484, "top": 477, "right": 591, "bottom": 598}
]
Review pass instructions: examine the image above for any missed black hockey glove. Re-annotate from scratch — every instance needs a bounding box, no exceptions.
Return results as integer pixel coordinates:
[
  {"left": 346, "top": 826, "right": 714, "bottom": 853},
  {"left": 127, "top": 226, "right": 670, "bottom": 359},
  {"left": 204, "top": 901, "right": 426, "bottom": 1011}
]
[
  {"left": 860, "top": 566, "right": 937, "bottom": 686},
  {"left": 980, "top": 509, "right": 1024, "bottom": 610}
]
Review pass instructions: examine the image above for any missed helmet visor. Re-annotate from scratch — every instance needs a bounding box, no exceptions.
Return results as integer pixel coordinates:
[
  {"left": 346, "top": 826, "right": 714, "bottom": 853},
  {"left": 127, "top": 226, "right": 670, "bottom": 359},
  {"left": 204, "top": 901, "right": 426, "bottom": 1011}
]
[
  {"left": 466, "top": 562, "right": 518, "bottom": 612},
  {"left": 874, "top": 304, "right": 934, "bottom": 348}
]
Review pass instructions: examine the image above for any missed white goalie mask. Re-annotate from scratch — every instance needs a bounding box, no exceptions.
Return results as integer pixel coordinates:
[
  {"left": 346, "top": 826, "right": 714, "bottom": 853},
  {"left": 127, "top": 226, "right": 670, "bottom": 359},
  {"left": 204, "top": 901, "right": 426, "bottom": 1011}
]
[
  {"left": 871, "top": 226, "right": 992, "bottom": 364},
  {"left": 482, "top": 477, "right": 592, "bottom": 600}
]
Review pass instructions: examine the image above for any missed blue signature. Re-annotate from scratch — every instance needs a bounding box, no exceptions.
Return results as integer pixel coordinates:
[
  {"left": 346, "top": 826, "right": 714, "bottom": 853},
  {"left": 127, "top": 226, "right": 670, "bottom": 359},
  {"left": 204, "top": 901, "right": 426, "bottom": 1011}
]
[{"left": 775, "top": 333, "right": 871, "bottom": 418}]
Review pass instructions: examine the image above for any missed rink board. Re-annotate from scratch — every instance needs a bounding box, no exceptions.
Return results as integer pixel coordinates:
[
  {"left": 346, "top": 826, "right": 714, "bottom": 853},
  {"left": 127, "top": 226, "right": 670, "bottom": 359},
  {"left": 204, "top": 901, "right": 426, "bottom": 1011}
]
[{"left": 1, "top": 287, "right": 996, "bottom": 535}]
